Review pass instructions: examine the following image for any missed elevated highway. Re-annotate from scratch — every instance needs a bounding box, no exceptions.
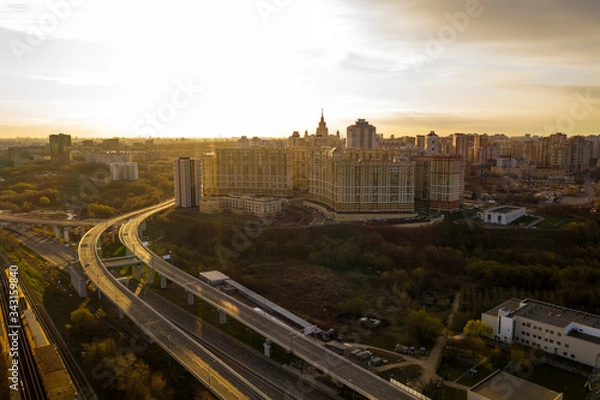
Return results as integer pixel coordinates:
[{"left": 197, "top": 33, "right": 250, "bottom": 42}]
[
  {"left": 78, "top": 201, "right": 269, "bottom": 400},
  {"left": 120, "top": 203, "right": 423, "bottom": 400}
]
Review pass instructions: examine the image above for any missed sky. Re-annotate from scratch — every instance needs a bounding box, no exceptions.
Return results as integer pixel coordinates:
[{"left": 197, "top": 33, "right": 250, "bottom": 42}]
[{"left": 0, "top": 0, "right": 599, "bottom": 139}]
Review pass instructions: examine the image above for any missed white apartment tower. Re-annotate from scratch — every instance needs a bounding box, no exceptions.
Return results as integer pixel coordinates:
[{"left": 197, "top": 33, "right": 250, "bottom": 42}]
[{"left": 174, "top": 157, "right": 202, "bottom": 208}]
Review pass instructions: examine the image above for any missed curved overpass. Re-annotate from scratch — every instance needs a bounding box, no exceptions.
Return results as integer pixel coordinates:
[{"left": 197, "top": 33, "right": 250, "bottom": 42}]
[
  {"left": 121, "top": 204, "right": 423, "bottom": 400},
  {"left": 77, "top": 201, "right": 268, "bottom": 400}
]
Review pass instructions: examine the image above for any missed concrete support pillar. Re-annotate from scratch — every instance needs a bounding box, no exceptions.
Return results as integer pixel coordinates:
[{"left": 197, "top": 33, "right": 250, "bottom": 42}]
[
  {"left": 132, "top": 265, "right": 142, "bottom": 281},
  {"left": 263, "top": 339, "right": 272, "bottom": 358},
  {"left": 98, "top": 289, "right": 102, "bottom": 300},
  {"left": 126, "top": 246, "right": 133, "bottom": 257},
  {"left": 20, "top": 223, "right": 25, "bottom": 234},
  {"left": 63, "top": 227, "right": 70, "bottom": 243},
  {"left": 147, "top": 267, "right": 153, "bottom": 284},
  {"left": 54, "top": 225, "right": 61, "bottom": 240},
  {"left": 187, "top": 291, "right": 194, "bottom": 305},
  {"left": 160, "top": 275, "right": 167, "bottom": 289},
  {"left": 219, "top": 310, "right": 227, "bottom": 325},
  {"left": 119, "top": 308, "right": 124, "bottom": 319}
]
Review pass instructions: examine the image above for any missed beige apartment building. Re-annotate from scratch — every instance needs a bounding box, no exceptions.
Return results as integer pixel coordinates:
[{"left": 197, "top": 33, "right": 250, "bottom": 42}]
[
  {"left": 308, "top": 148, "right": 415, "bottom": 214},
  {"left": 414, "top": 155, "right": 464, "bottom": 212},
  {"left": 202, "top": 148, "right": 294, "bottom": 197}
]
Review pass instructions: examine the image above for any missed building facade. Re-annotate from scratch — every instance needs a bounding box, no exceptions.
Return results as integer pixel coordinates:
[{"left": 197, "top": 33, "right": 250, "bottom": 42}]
[
  {"left": 49, "top": 133, "right": 72, "bottom": 164},
  {"left": 203, "top": 148, "right": 293, "bottom": 197},
  {"left": 308, "top": 148, "right": 415, "bottom": 214},
  {"left": 347, "top": 119, "right": 377, "bottom": 149},
  {"left": 109, "top": 162, "right": 139, "bottom": 181},
  {"left": 482, "top": 298, "right": 600, "bottom": 367},
  {"left": 482, "top": 206, "right": 526, "bottom": 225},
  {"left": 174, "top": 157, "right": 202, "bottom": 208}
]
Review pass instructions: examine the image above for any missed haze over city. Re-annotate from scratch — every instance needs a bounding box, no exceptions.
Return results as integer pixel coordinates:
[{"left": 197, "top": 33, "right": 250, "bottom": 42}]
[{"left": 1, "top": 0, "right": 600, "bottom": 139}]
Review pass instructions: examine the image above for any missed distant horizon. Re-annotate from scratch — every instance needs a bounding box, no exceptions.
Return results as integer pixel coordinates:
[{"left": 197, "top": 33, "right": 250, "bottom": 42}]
[
  {"left": 0, "top": 122, "right": 599, "bottom": 142},
  {"left": 1, "top": 2, "right": 599, "bottom": 140}
]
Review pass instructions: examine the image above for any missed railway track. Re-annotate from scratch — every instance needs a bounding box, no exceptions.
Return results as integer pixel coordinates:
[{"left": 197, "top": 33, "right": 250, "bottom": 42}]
[
  {"left": 0, "top": 252, "right": 47, "bottom": 400},
  {"left": 1, "top": 236, "right": 97, "bottom": 400}
]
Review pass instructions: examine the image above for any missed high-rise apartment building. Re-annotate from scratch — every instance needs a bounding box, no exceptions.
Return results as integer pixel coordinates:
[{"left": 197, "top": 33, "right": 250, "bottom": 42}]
[
  {"left": 425, "top": 131, "right": 440, "bottom": 155},
  {"left": 49, "top": 133, "right": 72, "bottom": 164},
  {"left": 174, "top": 157, "right": 202, "bottom": 208},
  {"left": 308, "top": 148, "right": 415, "bottom": 214},
  {"left": 429, "top": 155, "right": 464, "bottom": 212},
  {"left": 414, "top": 155, "right": 464, "bottom": 212},
  {"left": 347, "top": 119, "right": 377, "bottom": 149},
  {"left": 202, "top": 149, "right": 293, "bottom": 197}
]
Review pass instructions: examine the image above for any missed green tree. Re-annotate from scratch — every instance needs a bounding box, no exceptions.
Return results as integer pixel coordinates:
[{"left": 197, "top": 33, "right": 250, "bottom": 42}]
[
  {"left": 38, "top": 196, "right": 51, "bottom": 206},
  {"left": 86, "top": 203, "right": 116, "bottom": 218},
  {"left": 463, "top": 319, "right": 493, "bottom": 338},
  {"left": 405, "top": 308, "right": 444, "bottom": 345}
]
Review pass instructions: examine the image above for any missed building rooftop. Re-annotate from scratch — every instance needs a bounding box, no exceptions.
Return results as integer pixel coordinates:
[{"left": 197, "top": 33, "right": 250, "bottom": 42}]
[
  {"left": 484, "top": 298, "right": 600, "bottom": 331},
  {"left": 199, "top": 270, "right": 230, "bottom": 284},
  {"left": 470, "top": 371, "right": 561, "bottom": 400},
  {"left": 486, "top": 206, "right": 523, "bottom": 214}
]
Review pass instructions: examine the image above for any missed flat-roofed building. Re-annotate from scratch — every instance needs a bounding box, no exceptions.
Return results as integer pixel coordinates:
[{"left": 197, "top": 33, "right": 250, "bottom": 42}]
[
  {"left": 468, "top": 370, "right": 562, "bottom": 400},
  {"left": 483, "top": 206, "right": 526, "bottom": 225},
  {"left": 482, "top": 298, "right": 600, "bottom": 367}
]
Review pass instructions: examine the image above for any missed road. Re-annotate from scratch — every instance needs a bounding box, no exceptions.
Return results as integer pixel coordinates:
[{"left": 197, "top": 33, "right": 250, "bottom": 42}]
[
  {"left": 120, "top": 202, "right": 422, "bottom": 400},
  {"left": 12, "top": 213, "right": 335, "bottom": 399},
  {"left": 131, "top": 284, "right": 338, "bottom": 400},
  {"left": 78, "top": 201, "right": 269, "bottom": 400},
  {"left": 0, "top": 214, "right": 102, "bottom": 227}
]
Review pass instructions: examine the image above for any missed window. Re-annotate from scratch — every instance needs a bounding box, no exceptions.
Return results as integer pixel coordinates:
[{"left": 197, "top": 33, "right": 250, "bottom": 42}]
[
  {"left": 564, "top": 352, "right": 568, "bottom": 356},
  {"left": 558, "top": 333, "right": 562, "bottom": 336},
  {"left": 550, "top": 340, "right": 554, "bottom": 344},
  {"left": 565, "top": 344, "right": 570, "bottom": 348},
  {"left": 571, "top": 354, "right": 575, "bottom": 358},
  {"left": 557, "top": 342, "right": 561, "bottom": 346}
]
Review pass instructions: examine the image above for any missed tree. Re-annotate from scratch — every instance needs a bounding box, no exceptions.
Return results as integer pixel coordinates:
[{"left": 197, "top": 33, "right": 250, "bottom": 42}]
[
  {"left": 70, "top": 307, "right": 99, "bottom": 341},
  {"left": 38, "top": 196, "right": 51, "bottom": 206},
  {"left": 463, "top": 319, "right": 493, "bottom": 338},
  {"left": 405, "top": 308, "right": 444, "bottom": 345}
]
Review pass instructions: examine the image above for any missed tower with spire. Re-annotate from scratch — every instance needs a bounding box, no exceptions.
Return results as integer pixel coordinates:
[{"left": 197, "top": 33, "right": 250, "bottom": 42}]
[{"left": 316, "top": 108, "right": 329, "bottom": 137}]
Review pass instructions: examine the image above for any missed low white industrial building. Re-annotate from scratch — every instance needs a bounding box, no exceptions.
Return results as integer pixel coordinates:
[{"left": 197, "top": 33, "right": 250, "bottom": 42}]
[
  {"left": 482, "top": 298, "right": 600, "bottom": 367},
  {"left": 482, "top": 206, "right": 526, "bottom": 225}
]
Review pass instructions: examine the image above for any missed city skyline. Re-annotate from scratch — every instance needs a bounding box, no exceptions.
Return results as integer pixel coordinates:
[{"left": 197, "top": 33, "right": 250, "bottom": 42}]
[{"left": 1, "top": 1, "right": 599, "bottom": 139}]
